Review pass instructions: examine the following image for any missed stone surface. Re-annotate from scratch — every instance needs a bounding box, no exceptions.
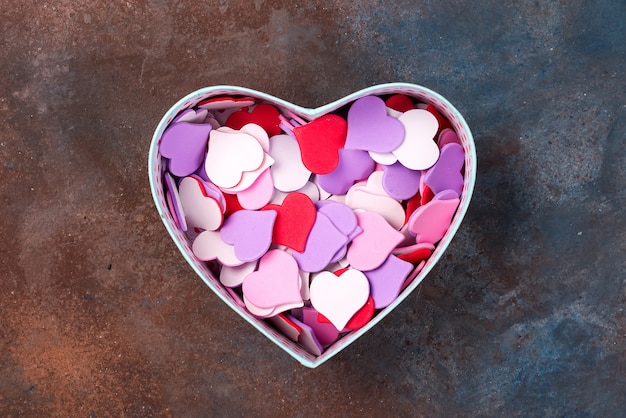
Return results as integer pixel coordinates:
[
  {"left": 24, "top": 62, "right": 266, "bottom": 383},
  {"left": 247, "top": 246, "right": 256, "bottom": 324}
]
[{"left": 1, "top": 0, "right": 624, "bottom": 416}]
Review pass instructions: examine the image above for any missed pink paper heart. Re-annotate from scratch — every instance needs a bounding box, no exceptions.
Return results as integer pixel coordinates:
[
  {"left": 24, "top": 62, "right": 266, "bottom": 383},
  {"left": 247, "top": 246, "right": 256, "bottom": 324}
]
[
  {"left": 242, "top": 250, "right": 303, "bottom": 310},
  {"left": 204, "top": 129, "right": 266, "bottom": 188},
  {"left": 236, "top": 168, "right": 275, "bottom": 210},
  {"left": 269, "top": 134, "right": 312, "bottom": 192},
  {"left": 192, "top": 230, "right": 243, "bottom": 267},
  {"left": 347, "top": 211, "right": 404, "bottom": 271},
  {"left": 393, "top": 109, "right": 440, "bottom": 170},
  {"left": 220, "top": 261, "right": 257, "bottom": 288},
  {"left": 408, "top": 193, "right": 460, "bottom": 244},
  {"left": 178, "top": 176, "right": 223, "bottom": 231}
]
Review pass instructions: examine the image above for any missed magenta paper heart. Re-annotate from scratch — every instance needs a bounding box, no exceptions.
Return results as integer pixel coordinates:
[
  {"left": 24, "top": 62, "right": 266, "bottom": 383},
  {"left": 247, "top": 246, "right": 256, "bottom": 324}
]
[{"left": 149, "top": 84, "right": 476, "bottom": 368}]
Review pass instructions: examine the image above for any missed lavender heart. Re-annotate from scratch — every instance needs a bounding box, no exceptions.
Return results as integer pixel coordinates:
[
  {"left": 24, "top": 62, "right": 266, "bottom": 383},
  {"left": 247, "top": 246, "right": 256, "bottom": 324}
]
[
  {"left": 317, "top": 149, "right": 375, "bottom": 195},
  {"left": 220, "top": 209, "right": 277, "bottom": 262},
  {"left": 315, "top": 200, "right": 358, "bottom": 236},
  {"left": 292, "top": 212, "right": 349, "bottom": 272},
  {"left": 423, "top": 143, "right": 464, "bottom": 196},
  {"left": 344, "top": 96, "right": 405, "bottom": 153},
  {"left": 159, "top": 122, "right": 212, "bottom": 177},
  {"left": 363, "top": 254, "right": 413, "bottom": 309},
  {"left": 381, "top": 161, "right": 422, "bottom": 200}
]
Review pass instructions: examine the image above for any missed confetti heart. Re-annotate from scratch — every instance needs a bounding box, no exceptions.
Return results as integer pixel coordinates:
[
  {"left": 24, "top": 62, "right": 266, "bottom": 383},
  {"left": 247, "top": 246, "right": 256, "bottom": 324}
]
[
  {"left": 316, "top": 148, "right": 375, "bottom": 195},
  {"left": 192, "top": 230, "right": 243, "bottom": 267},
  {"left": 220, "top": 261, "right": 257, "bottom": 288},
  {"left": 149, "top": 84, "right": 476, "bottom": 368},
  {"left": 362, "top": 254, "right": 413, "bottom": 309},
  {"left": 310, "top": 269, "right": 370, "bottom": 331},
  {"left": 347, "top": 211, "right": 404, "bottom": 271},
  {"left": 242, "top": 250, "right": 303, "bottom": 310},
  {"left": 178, "top": 176, "right": 224, "bottom": 232},
  {"left": 292, "top": 211, "right": 349, "bottom": 273},
  {"left": 344, "top": 96, "right": 405, "bottom": 153},
  {"left": 293, "top": 114, "right": 347, "bottom": 175},
  {"left": 204, "top": 128, "right": 266, "bottom": 189},
  {"left": 269, "top": 134, "right": 311, "bottom": 192},
  {"left": 220, "top": 209, "right": 277, "bottom": 262},
  {"left": 408, "top": 192, "right": 461, "bottom": 244},
  {"left": 301, "top": 307, "right": 340, "bottom": 346},
  {"left": 423, "top": 143, "right": 465, "bottom": 197},
  {"left": 382, "top": 161, "right": 422, "bottom": 200},
  {"left": 236, "top": 168, "right": 275, "bottom": 210},
  {"left": 159, "top": 122, "right": 212, "bottom": 177},
  {"left": 345, "top": 171, "right": 406, "bottom": 230},
  {"left": 225, "top": 103, "right": 282, "bottom": 136},
  {"left": 263, "top": 192, "right": 316, "bottom": 252}
]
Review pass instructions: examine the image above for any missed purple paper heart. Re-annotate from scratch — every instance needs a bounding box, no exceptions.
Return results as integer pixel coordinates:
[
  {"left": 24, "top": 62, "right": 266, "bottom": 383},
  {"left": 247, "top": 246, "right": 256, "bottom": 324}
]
[
  {"left": 220, "top": 209, "right": 277, "bottom": 262},
  {"left": 382, "top": 161, "right": 422, "bottom": 200},
  {"left": 159, "top": 122, "right": 212, "bottom": 177},
  {"left": 315, "top": 200, "right": 358, "bottom": 236},
  {"left": 317, "top": 149, "right": 375, "bottom": 195},
  {"left": 423, "top": 143, "right": 464, "bottom": 196},
  {"left": 292, "top": 212, "right": 349, "bottom": 273},
  {"left": 329, "top": 244, "right": 347, "bottom": 264},
  {"left": 344, "top": 96, "right": 405, "bottom": 153},
  {"left": 327, "top": 226, "right": 362, "bottom": 264},
  {"left": 363, "top": 254, "right": 413, "bottom": 309}
]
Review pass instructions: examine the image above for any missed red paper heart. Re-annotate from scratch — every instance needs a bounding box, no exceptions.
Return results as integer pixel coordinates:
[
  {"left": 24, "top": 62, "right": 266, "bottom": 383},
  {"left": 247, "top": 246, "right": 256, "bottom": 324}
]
[
  {"left": 421, "top": 185, "right": 435, "bottom": 206},
  {"left": 426, "top": 104, "right": 452, "bottom": 137},
  {"left": 404, "top": 192, "right": 422, "bottom": 224},
  {"left": 293, "top": 114, "right": 347, "bottom": 175},
  {"left": 223, "top": 192, "right": 244, "bottom": 217},
  {"left": 263, "top": 192, "right": 316, "bottom": 252},
  {"left": 385, "top": 94, "right": 414, "bottom": 113},
  {"left": 225, "top": 103, "right": 282, "bottom": 136}
]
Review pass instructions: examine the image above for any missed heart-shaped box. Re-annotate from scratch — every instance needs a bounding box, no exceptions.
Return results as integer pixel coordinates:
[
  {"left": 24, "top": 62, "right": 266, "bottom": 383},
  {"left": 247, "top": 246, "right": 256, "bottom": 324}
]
[{"left": 148, "top": 83, "right": 476, "bottom": 368}]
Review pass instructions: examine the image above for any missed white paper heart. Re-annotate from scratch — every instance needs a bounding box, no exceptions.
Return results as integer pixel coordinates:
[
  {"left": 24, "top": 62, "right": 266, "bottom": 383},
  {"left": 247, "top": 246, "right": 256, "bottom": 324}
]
[
  {"left": 309, "top": 269, "right": 370, "bottom": 331},
  {"left": 148, "top": 83, "right": 476, "bottom": 368}
]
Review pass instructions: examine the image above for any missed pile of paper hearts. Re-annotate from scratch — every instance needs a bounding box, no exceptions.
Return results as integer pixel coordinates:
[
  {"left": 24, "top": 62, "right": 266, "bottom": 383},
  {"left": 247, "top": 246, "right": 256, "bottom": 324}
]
[{"left": 148, "top": 84, "right": 476, "bottom": 368}]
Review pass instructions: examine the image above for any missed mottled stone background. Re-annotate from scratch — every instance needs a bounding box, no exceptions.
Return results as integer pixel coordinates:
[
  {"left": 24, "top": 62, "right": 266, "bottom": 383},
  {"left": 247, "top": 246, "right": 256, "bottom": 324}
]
[{"left": 1, "top": 0, "right": 624, "bottom": 416}]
